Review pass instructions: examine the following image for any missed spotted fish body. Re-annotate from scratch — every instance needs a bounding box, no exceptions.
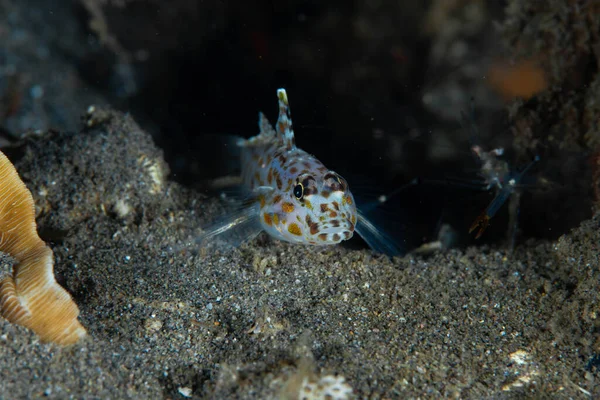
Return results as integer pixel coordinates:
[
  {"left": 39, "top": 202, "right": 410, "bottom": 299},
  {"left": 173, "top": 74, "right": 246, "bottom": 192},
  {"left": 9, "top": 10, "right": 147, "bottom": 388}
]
[{"left": 199, "top": 89, "right": 401, "bottom": 255}]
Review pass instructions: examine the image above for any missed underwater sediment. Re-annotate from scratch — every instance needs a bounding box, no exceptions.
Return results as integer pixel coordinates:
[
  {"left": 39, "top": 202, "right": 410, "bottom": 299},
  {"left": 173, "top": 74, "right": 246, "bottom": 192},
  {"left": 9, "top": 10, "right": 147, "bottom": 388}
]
[{"left": 1, "top": 0, "right": 600, "bottom": 398}]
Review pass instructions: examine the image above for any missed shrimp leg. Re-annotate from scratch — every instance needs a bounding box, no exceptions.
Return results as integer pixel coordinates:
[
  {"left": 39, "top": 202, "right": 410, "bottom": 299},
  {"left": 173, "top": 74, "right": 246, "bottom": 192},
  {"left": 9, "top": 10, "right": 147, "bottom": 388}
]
[{"left": 470, "top": 156, "right": 539, "bottom": 239}]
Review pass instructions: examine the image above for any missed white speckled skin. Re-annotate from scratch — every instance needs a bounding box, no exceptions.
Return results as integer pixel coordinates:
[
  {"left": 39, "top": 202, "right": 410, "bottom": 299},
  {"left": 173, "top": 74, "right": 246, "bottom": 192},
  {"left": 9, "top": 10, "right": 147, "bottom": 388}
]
[
  {"left": 198, "top": 89, "right": 401, "bottom": 256},
  {"left": 237, "top": 89, "right": 357, "bottom": 245}
]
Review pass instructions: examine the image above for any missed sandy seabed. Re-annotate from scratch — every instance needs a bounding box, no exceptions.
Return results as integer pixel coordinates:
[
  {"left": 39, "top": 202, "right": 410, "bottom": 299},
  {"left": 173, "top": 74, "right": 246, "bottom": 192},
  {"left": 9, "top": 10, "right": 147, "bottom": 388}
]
[{"left": 0, "top": 109, "right": 598, "bottom": 399}]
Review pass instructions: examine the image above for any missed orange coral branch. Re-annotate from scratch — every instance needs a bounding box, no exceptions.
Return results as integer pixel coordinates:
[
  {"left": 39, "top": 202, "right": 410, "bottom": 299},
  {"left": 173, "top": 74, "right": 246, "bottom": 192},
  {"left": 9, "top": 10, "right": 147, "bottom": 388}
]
[{"left": 0, "top": 151, "right": 86, "bottom": 345}]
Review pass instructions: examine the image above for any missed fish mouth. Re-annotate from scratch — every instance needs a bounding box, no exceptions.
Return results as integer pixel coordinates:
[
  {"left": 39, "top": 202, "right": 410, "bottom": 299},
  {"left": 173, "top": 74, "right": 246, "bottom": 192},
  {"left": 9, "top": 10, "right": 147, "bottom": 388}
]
[
  {"left": 320, "top": 219, "right": 353, "bottom": 234},
  {"left": 342, "top": 229, "right": 354, "bottom": 240},
  {"left": 332, "top": 222, "right": 355, "bottom": 242},
  {"left": 312, "top": 216, "right": 355, "bottom": 243},
  {"left": 342, "top": 217, "right": 357, "bottom": 240},
  {"left": 328, "top": 229, "right": 353, "bottom": 243},
  {"left": 340, "top": 220, "right": 355, "bottom": 240},
  {"left": 348, "top": 219, "right": 355, "bottom": 232},
  {"left": 315, "top": 223, "right": 354, "bottom": 243}
]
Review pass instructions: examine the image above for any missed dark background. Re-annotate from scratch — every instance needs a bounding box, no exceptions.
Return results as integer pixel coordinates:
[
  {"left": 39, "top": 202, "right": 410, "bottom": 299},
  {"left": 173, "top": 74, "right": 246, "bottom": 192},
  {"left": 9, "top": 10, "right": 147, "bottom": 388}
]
[{"left": 0, "top": 0, "right": 594, "bottom": 251}]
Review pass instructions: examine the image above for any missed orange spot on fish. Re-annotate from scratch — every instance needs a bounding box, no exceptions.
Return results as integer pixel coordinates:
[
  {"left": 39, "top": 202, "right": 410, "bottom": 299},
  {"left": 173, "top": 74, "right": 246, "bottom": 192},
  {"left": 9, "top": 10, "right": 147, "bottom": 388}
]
[
  {"left": 281, "top": 202, "right": 294, "bottom": 213},
  {"left": 263, "top": 213, "right": 272, "bottom": 226},
  {"left": 309, "top": 223, "right": 319, "bottom": 235},
  {"left": 287, "top": 223, "right": 302, "bottom": 236}
]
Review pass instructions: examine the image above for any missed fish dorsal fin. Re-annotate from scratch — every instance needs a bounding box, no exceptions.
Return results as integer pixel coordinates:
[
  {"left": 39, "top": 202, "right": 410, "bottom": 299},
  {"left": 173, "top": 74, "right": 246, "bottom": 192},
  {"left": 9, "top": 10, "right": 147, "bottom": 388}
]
[
  {"left": 240, "top": 113, "right": 277, "bottom": 148},
  {"left": 258, "top": 112, "right": 277, "bottom": 138},
  {"left": 276, "top": 89, "right": 296, "bottom": 151}
]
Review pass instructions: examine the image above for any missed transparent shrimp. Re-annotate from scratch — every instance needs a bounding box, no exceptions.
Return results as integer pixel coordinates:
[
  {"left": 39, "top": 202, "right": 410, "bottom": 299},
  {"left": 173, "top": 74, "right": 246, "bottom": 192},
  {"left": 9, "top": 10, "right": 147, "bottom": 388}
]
[
  {"left": 460, "top": 100, "right": 539, "bottom": 240},
  {"left": 469, "top": 155, "right": 539, "bottom": 239}
]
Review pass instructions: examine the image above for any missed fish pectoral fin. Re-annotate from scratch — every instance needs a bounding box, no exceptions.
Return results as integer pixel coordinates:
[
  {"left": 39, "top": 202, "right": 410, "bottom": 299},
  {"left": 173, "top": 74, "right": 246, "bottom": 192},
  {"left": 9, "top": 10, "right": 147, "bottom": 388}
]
[
  {"left": 355, "top": 210, "right": 404, "bottom": 257},
  {"left": 190, "top": 187, "right": 276, "bottom": 250},
  {"left": 193, "top": 203, "right": 263, "bottom": 249}
]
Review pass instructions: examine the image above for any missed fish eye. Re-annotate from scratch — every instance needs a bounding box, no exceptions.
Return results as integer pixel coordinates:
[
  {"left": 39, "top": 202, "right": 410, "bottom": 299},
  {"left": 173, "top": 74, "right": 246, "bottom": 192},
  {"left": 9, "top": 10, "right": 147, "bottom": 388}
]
[
  {"left": 293, "top": 183, "right": 304, "bottom": 199},
  {"left": 324, "top": 172, "right": 346, "bottom": 192}
]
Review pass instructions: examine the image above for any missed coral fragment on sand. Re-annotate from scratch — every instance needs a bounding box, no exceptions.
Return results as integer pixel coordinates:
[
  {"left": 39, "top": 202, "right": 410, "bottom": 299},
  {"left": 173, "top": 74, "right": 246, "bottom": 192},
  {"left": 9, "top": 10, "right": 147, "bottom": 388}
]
[
  {"left": 298, "top": 375, "right": 353, "bottom": 400},
  {"left": 0, "top": 151, "right": 86, "bottom": 345}
]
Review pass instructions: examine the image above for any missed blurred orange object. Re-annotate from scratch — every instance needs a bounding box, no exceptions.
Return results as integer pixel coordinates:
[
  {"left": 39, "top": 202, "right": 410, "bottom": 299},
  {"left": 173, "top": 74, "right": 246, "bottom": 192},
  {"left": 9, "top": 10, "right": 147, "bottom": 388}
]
[{"left": 488, "top": 59, "right": 547, "bottom": 101}]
